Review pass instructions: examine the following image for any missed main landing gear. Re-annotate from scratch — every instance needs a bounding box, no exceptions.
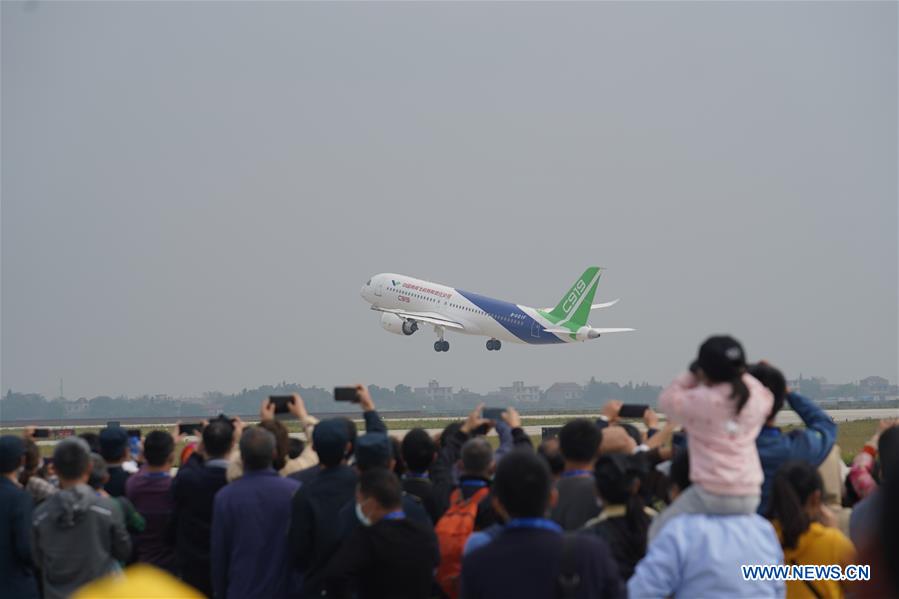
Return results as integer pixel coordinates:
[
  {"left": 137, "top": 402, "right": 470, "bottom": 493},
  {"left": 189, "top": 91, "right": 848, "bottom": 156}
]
[
  {"left": 434, "top": 340, "right": 450, "bottom": 352},
  {"left": 486, "top": 339, "right": 502, "bottom": 351}
]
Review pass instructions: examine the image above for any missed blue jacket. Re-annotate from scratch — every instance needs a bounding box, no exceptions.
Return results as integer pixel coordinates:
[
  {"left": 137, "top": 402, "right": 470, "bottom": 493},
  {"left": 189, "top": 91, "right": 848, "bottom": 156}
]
[
  {"left": 756, "top": 392, "right": 836, "bottom": 514},
  {"left": 628, "top": 513, "right": 785, "bottom": 598},
  {"left": 211, "top": 469, "right": 300, "bottom": 599},
  {"left": 0, "top": 478, "right": 39, "bottom": 599}
]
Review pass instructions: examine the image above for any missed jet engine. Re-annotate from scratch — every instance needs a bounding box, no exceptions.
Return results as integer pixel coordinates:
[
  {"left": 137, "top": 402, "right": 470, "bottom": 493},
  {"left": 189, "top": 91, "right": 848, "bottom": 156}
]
[
  {"left": 380, "top": 312, "right": 418, "bottom": 336},
  {"left": 576, "top": 326, "right": 601, "bottom": 342}
]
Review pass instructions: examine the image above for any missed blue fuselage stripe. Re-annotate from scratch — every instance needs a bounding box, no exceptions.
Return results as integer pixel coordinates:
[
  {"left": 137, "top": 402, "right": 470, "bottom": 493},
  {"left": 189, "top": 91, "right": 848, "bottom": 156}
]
[{"left": 456, "top": 289, "right": 565, "bottom": 344}]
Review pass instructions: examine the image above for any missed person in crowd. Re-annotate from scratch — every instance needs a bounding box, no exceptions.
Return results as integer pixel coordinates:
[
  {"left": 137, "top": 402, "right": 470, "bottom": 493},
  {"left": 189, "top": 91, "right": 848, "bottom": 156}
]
[
  {"left": 32, "top": 437, "right": 131, "bottom": 599},
  {"left": 492, "top": 407, "right": 534, "bottom": 461},
  {"left": 550, "top": 418, "right": 603, "bottom": 530},
  {"left": 288, "top": 437, "right": 305, "bottom": 460},
  {"left": 850, "top": 425, "right": 899, "bottom": 550},
  {"left": 434, "top": 435, "right": 497, "bottom": 567},
  {"left": 228, "top": 402, "right": 291, "bottom": 481},
  {"left": 649, "top": 335, "right": 773, "bottom": 540},
  {"left": 767, "top": 460, "right": 855, "bottom": 599},
  {"left": 0, "top": 436, "right": 39, "bottom": 599},
  {"left": 847, "top": 418, "right": 899, "bottom": 501},
  {"left": 461, "top": 449, "right": 622, "bottom": 599},
  {"left": 537, "top": 437, "right": 565, "bottom": 480},
  {"left": 817, "top": 445, "right": 853, "bottom": 536},
  {"left": 855, "top": 463, "right": 899, "bottom": 599},
  {"left": 89, "top": 453, "right": 145, "bottom": 536},
  {"left": 336, "top": 432, "right": 432, "bottom": 538},
  {"left": 79, "top": 432, "right": 101, "bottom": 454},
  {"left": 289, "top": 418, "right": 357, "bottom": 598},
  {"left": 289, "top": 386, "right": 386, "bottom": 485},
  {"left": 170, "top": 417, "right": 236, "bottom": 597},
  {"left": 401, "top": 428, "right": 443, "bottom": 522},
  {"left": 211, "top": 427, "right": 300, "bottom": 599},
  {"left": 666, "top": 448, "right": 691, "bottom": 503},
  {"left": 99, "top": 426, "right": 132, "bottom": 497},
  {"left": 581, "top": 453, "right": 655, "bottom": 580},
  {"left": 322, "top": 468, "right": 439, "bottom": 599},
  {"left": 282, "top": 394, "right": 320, "bottom": 476},
  {"left": 125, "top": 430, "right": 177, "bottom": 572},
  {"left": 19, "top": 439, "right": 56, "bottom": 506},
  {"left": 629, "top": 505, "right": 784, "bottom": 597},
  {"left": 750, "top": 361, "right": 838, "bottom": 514}
]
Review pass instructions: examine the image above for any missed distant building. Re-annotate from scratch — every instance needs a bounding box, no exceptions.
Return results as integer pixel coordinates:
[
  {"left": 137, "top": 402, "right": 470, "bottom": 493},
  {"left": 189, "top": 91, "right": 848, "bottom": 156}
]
[
  {"left": 494, "top": 381, "right": 542, "bottom": 404},
  {"left": 545, "top": 382, "right": 584, "bottom": 404},
  {"left": 859, "top": 376, "right": 891, "bottom": 395},
  {"left": 414, "top": 380, "right": 454, "bottom": 403}
]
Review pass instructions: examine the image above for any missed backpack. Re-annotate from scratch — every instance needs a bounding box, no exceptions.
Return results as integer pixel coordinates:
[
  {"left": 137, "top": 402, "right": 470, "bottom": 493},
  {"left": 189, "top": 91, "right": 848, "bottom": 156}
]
[{"left": 434, "top": 486, "right": 490, "bottom": 599}]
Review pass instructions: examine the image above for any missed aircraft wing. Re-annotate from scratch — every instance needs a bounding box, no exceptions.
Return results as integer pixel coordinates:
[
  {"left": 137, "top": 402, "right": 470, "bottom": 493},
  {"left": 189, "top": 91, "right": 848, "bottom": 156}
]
[{"left": 371, "top": 307, "right": 466, "bottom": 330}]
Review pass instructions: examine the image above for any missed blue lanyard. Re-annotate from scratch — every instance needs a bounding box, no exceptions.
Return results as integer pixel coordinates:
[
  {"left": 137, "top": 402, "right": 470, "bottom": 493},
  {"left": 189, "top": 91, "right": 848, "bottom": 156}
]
[
  {"left": 561, "top": 469, "right": 592, "bottom": 479},
  {"left": 145, "top": 472, "right": 170, "bottom": 479},
  {"left": 506, "top": 518, "right": 563, "bottom": 533},
  {"left": 460, "top": 479, "right": 488, "bottom": 489},
  {"left": 383, "top": 510, "right": 405, "bottom": 521},
  {"left": 404, "top": 472, "right": 429, "bottom": 480}
]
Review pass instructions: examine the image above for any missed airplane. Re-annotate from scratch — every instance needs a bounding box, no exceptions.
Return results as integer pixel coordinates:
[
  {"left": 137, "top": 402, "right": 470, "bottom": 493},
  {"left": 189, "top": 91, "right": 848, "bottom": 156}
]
[{"left": 360, "top": 267, "right": 634, "bottom": 352}]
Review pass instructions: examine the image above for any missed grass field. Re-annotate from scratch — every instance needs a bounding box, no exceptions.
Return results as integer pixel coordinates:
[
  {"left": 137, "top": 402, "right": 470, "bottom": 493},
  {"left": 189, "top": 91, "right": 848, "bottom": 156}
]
[{"left": 7, "top": 414, "right": 881, "bottom": 465}]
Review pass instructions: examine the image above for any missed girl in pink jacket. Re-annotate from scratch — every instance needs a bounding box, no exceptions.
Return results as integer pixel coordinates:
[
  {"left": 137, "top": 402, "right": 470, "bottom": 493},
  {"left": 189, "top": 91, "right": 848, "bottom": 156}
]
[{"left": 648, "top": 335, "right": 773, "bottom": 540}]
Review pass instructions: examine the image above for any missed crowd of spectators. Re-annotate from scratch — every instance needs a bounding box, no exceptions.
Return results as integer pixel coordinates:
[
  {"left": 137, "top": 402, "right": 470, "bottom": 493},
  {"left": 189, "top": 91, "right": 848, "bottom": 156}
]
[{"left": 1, "top": 337, "right": 898, "bottom": 598}]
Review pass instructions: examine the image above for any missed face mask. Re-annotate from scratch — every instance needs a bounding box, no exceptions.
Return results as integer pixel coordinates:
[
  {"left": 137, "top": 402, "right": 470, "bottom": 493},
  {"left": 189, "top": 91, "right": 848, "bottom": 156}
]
[{"left": 355, "top": 502, "right": 373, "bottom": 527}]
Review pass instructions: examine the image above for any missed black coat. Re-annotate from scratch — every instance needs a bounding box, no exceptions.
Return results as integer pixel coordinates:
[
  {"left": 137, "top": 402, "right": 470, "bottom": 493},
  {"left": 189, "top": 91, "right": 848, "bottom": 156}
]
[
  {"left": 168, "top": 454, "right": 229, "bottom": 597},
  {"left": 0, "top": 479, "right": 39, "bottom": 599}
]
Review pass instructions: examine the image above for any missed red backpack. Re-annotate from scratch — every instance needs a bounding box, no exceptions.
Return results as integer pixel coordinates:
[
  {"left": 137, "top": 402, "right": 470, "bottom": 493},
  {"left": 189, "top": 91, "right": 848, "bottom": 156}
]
[{"left": 434, "top": 486, "right": 490, "bottom": 599}]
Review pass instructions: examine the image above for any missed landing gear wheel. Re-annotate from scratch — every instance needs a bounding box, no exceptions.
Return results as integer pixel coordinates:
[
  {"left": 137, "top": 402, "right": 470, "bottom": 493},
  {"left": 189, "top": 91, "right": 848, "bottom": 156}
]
[
  {"left": 434, "top": 340, "right": 450, "bottom": 352},
  {"left": 486, "top": 339, "right": 502, "bottom": 351}
]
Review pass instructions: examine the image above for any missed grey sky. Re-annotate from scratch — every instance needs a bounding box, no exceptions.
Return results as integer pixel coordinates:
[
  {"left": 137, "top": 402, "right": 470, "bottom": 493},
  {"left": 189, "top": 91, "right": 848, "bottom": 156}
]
[{"left": 2, "top": 1, "right": 896, "bottom": 400}]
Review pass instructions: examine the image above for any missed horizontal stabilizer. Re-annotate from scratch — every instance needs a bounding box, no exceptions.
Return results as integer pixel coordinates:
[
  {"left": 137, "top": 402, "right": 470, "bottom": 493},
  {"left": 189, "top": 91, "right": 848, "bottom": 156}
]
[
  {"left": 590, "top": 299, "right": 620, "bottom": 310},
  {"left": 589, "top": 327, "right": 635, "bottom": 334}
]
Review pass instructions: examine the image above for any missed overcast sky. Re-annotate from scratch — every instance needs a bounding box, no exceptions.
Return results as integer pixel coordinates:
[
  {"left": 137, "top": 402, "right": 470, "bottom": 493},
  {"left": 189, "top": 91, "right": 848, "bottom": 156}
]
[{"left": 2, "top": 1, "right": 896, "bottom": 400}]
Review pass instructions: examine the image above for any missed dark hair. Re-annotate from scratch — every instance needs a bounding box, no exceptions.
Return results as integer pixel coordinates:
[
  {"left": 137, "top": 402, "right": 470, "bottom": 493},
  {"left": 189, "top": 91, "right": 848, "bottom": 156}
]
[
  {"left": 240, "top": 427, "right": 276, "bottom": 472},
  {"left": 619, "top": 423, "right": 643, "bottom": 448},
  {"left": 288, "top": 437, "right": 304, "bottom": 460},
  {"left": 338, "top": 417, "right": 359, "bottom": 456},
  {"left": 143, "top": 431, "right": 175, "bottom": 467},
  {"left": 390, "top": 437, "right": 406, "bottom": 476},
  {"left": 203, "top": 419, "right": 235, "bottom": 459},
  {"left": 668, "top": 448, "right": 691, "bottom": 501},
  {"left": 54, "top": 437, "right": 91, "bottom": 480},
  {"left": 594, "top": 453, "right": 650, "bottom": 549},
  {"left": 879, "top": 426, "right": 899, "bottom": 482},
  {"left": 748, "top": 362, "right": 787, "bottom": 421},
  {"left": 439, "top": 422, "right": 463, "bottom": 447},
  {"left": 88, "top": 453, "right": 109, "bottom": 489},
  {"left": 359, "top": 468, "right": 403, "bottom": 510},
  {"left": 259, "top": 420, "right": 289, "bottom": 471},
  {"left": 693, "top": 335, "right": 750, "bottom": 415},
  {"left": 79, "top": 432, "right": 101, "bottom": 453},
  {"left": 537, "top": 441, "right": 565, "bottom": 476},
  {"left": 461, "top": 437, "right": 494, "bottom": 476},
  {"left": 401, "top": 428, "right": 437, "bottom": 473},
  {"left": 493, "top": 449, "right": 553, "bottom": 518},
  {"left": 881, "top": 467, "right": 899, "bottom": 597},
  {"left": 18, "top": 439, "right": 42, "bottom": 487},
  {"left": 767, "top": 460, "right": 822, "bottom": 549},
  {"left": 558, "top": 419, "right": 602, "bottom": 463}
]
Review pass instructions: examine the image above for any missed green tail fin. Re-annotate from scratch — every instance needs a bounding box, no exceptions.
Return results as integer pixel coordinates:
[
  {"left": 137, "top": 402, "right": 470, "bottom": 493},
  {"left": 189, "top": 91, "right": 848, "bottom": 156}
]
[{"left": 545, "top": 267, "right": 602, "bottom": 327}]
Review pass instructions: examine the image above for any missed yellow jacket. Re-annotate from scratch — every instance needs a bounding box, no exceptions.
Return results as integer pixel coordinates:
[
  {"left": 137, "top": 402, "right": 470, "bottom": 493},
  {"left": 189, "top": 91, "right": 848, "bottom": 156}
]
[{"left": 774, "top": 521, "right": 856, "bottom": 599}]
